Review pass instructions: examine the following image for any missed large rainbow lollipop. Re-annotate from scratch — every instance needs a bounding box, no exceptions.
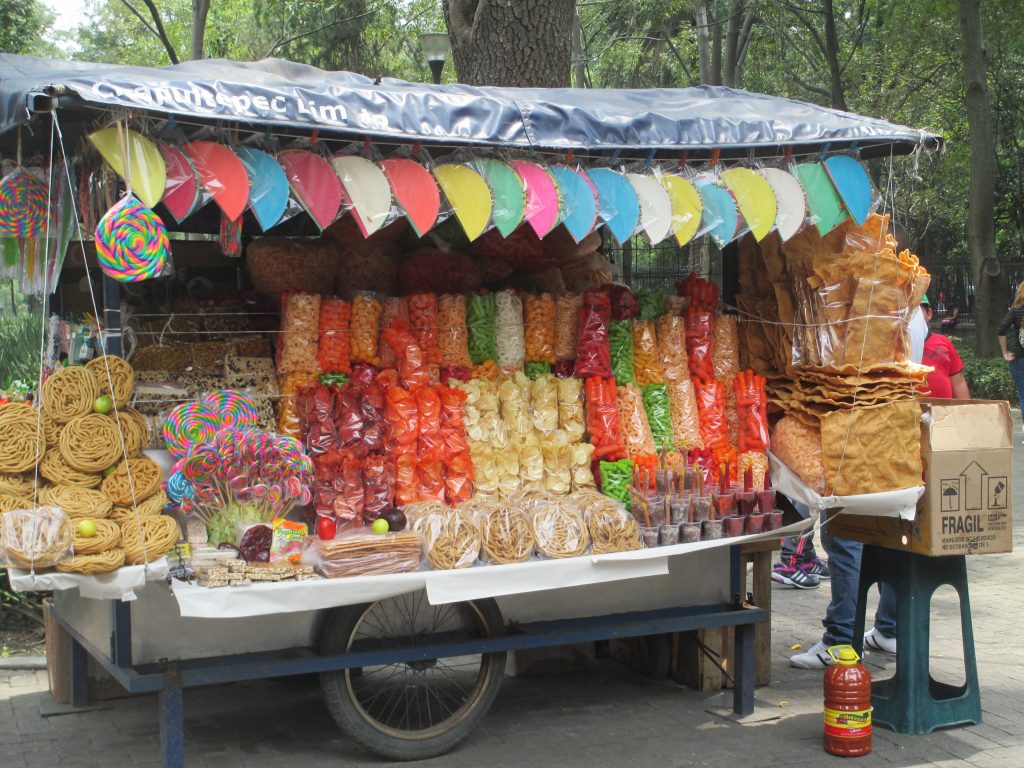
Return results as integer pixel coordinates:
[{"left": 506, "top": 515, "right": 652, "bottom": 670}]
[
  {"left": 162, "top": 401, "right": 218, "bottom": 459},
  {"left": 0, "top": 171, "right": 48, "bottom": 238},
  {"left": 95, "top": 195, "right": 171, "bottom": 282},
  {"left": 202, "top": 390, "right": 259, "bottom": 430}
]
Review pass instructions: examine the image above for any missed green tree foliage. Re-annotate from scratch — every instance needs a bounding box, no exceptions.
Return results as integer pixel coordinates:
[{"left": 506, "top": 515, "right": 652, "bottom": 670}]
[{"left": 0, "top": 0, "right": 54, "bottom": 55}]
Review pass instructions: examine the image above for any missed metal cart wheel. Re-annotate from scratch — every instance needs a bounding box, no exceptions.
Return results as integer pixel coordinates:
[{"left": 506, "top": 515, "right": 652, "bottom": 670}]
[{"left": 319, "top": 593, "right": 507, "bottom": 761}]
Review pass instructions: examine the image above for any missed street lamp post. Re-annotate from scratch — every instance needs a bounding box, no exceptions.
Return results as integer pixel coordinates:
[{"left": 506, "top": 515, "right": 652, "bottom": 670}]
[{"left": 418, "top": 32, "right": 450, "bottom": 85}]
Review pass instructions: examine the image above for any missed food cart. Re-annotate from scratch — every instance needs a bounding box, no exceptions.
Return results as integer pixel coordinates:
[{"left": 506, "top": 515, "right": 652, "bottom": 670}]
[{"left": 0, "top": 53, "right": 939, "bottom": 766}]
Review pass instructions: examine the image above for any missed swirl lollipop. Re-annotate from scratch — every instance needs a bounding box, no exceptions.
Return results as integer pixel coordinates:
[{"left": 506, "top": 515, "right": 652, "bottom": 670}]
[
  {"left": 0, "top": 171, "right": 48, "bottom": 238},
  {"left": 95, "top": 195, "right": 171, "bottom": 282},
  {"left": 163, "top": 401, "right": 218, "bottom": 459},
  {"left": 202, "top": 390, "right": 259, "bottom": 430},
  {"left": 166, "top": 471, "right": 195, "bottom": 502}
]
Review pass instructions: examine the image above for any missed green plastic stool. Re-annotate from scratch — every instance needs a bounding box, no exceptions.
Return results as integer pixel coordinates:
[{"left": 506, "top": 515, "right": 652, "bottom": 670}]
[{"left": 852, "top": 544, "right": 981, "bottom": 734}]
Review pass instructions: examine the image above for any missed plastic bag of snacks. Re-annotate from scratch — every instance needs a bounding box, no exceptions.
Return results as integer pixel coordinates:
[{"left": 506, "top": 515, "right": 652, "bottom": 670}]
[
  {"left": 656, "top": 314, "right": 689, "bottom": 383},
  {"left": 632, "top": 321, "right": 665, "bottom": 386},
  {"left": 0, "top": 506, "right": 73, "bottom": 570},
  {"left": 350, "top": 292, "right": 383, "bottom": 366},
  {"left": 667, "top": 378, "right": 704, "bottom": 451},
  {"left": 638, "top": 289, "right": 665, "bottom": 322},
  {"left": 408, "top": 293, "right": 442, "bottom": 366},
  {"left": 664, "top": 295, "right": 689, "bottom": 315},
  {"left": 616, "top": 383, "right": 657, "bottom": 459},
  {"left": 734, "top": 370, "right": 769, "bottom": 452},
  {"left": 384, "top": 383, "right": 419, "bottom": 450},
  {"left": 524, "top": 293, "right": 556, "bottom": 364},
  {"left": 467, "top": 293, "right": 498, "bottom": 365},
  {"left": 464, "top": 498, "right": 534, "bottom": 564},
  {"left": 609, "top": 319, "right": 635, "bottom": 385},
  {"left": 362, "top": 455, "right": 394, "bottom": 522},
  {"left": 641, "top": 383, "right": 672, "bottom": 451},
  {"left": 417, "top": 459, "right": 447, "bottom": 503},
  {"left": 438, "top": 294, "right": 472, "bottom": 369},
  {"left": 556, "top": 376, "right": 585, "bottom": 441},
  {"left": 469, "top": 447, "right": 498, "bottom": 500},
  {"left": 498, "top": 373, "right": 532, "bottom": 439},
  {"left": 378, "top": 297, "right": 408, "bottom": 369},
  {"left": 416, "top": 386, "right": 443, "bottom": 461},
  {"left": 308, "top": 529, "right": 423, "bottom": 578},
  {"left": 278, "top": 291, "right": 321, "bottom": 375},
  {"left": 584, "top": 377, "right": 626, "bottom": 462},
  {"left": 569, "top": 442, "right": 595, "bottom": 490},
  {"left": 530, "top": 374, "right": 559, "bottom": 434},
  {"left": 574, "top": 289, "right": 612, "bottom": 377},
  {"left": 318, "top": 298, "right": 351, "bottom": 375},
  {"left": 598, "top": 458, "right": 634, "bottom": 506},
  {"left": 382, "top": 319, "right": 429, "bottom": 388},
  {"left": 494, "top": 290, "right": 526, "bottom": 369},
  {"left": 712, "top": 314, "right": 740, "bottom": 382},
  {"left": 542, "top": 437, "right": 572, "bottom": 494},
  {"left": 685, "top": 301, "right": 715, "bottom": 382},
  {"left": 277, "top": 371, "right": 318, "bottom": 438},
  {"left": 609, "top": 285, "right": 639, "bottom": 320},
  {"left": 694, "top": 379, "right": 729, "bottom": 450},
  {"left": 739, "top": 451, "right": 769, "bottom": 490},
  {"left": 518, "top": 435, "right": 545, "bottom": 491},
  {"left": 554, "top": 292, "right": 582, "bottom": 363},
  {"left": 517, "top": 492, "right": 590, "bottom": 559},
  {"left": 573, "top": 490, "right": 642, "bottom": 554},
  {"left": 394, "top": 453, "right": 419, "bottom": 506},
  {"left": 270, "top": 518, "right": 307, "bottom": 564},
  {"left": 444, "top": 453, "right": 474, "bottom": 505},
  {"left": 414, "top": 505, "right": 480, "bottom": 569}
]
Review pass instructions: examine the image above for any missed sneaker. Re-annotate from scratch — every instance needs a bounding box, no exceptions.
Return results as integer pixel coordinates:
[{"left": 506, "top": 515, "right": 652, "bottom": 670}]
[
  {"left": 804, "top": 557, "right": 831, "bottom": 580},
  {"left": 771, "top": 563, "right": 821, "bottom": 589},
  {"left": 790, "top": 640, "right": 835, "bottom": 669},
  {"left": 864, "top": 627, "right": 898, "bottom": 656}
]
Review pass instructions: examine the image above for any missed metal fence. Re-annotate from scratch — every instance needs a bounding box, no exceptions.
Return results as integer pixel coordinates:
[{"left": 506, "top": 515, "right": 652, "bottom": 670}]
[
  {"left": 606, "top": 234, "right": 717, "bottom": 291},
  {"left": 918, "top": 260, "right": 1024, "bottom": 326}
]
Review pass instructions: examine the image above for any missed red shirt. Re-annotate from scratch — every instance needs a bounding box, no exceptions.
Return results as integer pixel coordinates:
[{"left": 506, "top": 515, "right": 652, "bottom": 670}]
[{"left": 921, "top": 333, "right": 963, "bottom": 398}]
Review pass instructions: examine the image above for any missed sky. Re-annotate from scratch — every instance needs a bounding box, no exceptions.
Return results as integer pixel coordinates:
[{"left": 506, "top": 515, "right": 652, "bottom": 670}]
[{"left": 44, "top": 0, "right": 90, "bottom": 33}]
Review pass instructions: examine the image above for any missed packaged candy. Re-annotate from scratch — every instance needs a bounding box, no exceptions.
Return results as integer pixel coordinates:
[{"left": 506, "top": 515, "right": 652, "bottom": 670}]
[
  {"left": 574, "top": 289, "right": 612, "bottom": 378},
  {"left": 269, "top": 518, "right": 307, "bottom": 564}
]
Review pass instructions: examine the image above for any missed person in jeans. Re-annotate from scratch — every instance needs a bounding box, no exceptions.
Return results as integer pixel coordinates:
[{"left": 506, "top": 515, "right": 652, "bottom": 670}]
[
  {"left": 997, "top": 282, "right": 1024, "bottom": 427},
  {"left": 773, "top": 500, "right": 829, "bottom": 589},
  {"left": 789, "top": 303, "right": 931, "bottom": 668}
]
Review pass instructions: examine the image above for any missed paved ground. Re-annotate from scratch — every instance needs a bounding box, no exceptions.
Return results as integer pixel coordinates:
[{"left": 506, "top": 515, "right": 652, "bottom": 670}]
[{"left": 2, "top": 430, "right": 1022, "bottom": 767}]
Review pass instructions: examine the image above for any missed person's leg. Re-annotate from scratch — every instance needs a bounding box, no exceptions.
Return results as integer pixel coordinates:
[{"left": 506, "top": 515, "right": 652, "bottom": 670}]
[
  {"left": 774, "top": 503, "right": 820, "bottom": 589},
  {"left": 864, "top": 582, "right": 899, "bottom": 655},
  {"left": 1009, "top": 358, "right": 1024, "bottom": 410},
  {"left": 819, "top": 512, "right": 863, "bottom": 646}
]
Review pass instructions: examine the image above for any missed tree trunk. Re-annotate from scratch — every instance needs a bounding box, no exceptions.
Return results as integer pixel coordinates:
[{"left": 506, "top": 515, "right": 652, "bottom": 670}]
[
  {"left": 822, "top": 0, "right": 847, "bottom": 110},
  {"left": 710, "top": 12, "right": 723, "bottom": 85},
  {"left": 443, "top": 0, "right": 574, "bottom": 87},
  {"left": 958, "top": 0, "right": 1003, "bottom": 356},
  {"left": 190, "top": 0, "right": 211, "bottom": 60},
  {"left": 694, "top": 0, "right": 713, "bottom": 84},
  {"left": 571, "top": 6, "right": 586, "bottom": 88}
]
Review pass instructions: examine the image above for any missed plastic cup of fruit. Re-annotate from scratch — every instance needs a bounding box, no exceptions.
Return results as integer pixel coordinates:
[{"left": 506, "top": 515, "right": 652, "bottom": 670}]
[
  {"left": 658, "top": 524, "right": 678, "bottom": 546},
  {"left": 712, "top": 491, "right": 736, "bottom": 519},
  {"left": 756, "top": 489, "right": 776, "bottom": 515},
  {"left": 766, "top": 510, "right": 784, "bottom": 531},
  {"left": 692, "top": 495, "right": 712, "bottom": 522},
  {"left": 669, "top": 497, "right": 689, "bottom": 525},
  {"left": 679, "top": 521, "right": 701, "bottom": 544},
  {"left": 736, "top": 490, "right": 757, "bottom": 517},
  {"left": 744, "top": 513, "right": 766, "bottom": 535},
  {"left": 701, "top": 519, "right": 724, "bottom": 540},
  {"left": 640, "top": 526, "right": 659, "bottom": 548},
  {"left": 723, "top": 516, "right": 745, "bottom": 537}
]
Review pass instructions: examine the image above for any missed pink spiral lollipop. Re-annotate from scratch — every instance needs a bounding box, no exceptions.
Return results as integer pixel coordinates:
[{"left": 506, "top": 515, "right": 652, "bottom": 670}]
[
  {"left": 95, "top": 196, "right": 171, "bottom": 282},
  {"left": 202, "top": 390, "right": 258, "bottom": 430},
  {"left": 163, "top": 401, "right": 218, "bottom": 459},
  {"left": 0, "top": 171, "right": 47, "bottom": 238}
]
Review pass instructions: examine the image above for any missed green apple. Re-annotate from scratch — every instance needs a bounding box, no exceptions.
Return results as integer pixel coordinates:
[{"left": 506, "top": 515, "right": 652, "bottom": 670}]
[
  {"left": 93, "top": 395, "right": 113, "bottom": 415},
  {"left": 77, "top": 519, "right": 97, "bottom": 538},
  {"left": 103, "top": 464, "right": 118, "bottom": 477},
  {"left": 370, "top": 518, "right": 389, "bottom": 535}
]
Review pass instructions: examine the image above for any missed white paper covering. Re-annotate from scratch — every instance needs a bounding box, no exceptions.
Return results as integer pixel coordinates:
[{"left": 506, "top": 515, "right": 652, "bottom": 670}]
[
  {"left": 769, "top": 451, "right": 923, "bottom": 520},
  {"left": 7, "top": 557, "right": 168, "bottom": 601},
  {"left": 170, "top": 516, "right": 813, "bottom": 620}
]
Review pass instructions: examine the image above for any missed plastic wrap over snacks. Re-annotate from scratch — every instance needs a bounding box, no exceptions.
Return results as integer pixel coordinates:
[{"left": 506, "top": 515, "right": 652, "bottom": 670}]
[
  {"left": 407, "top": 293, "right": 442, "bottom": 366},
  {"left": 317, "top": 298, "right": 351, "bottom": 375},
  {"left": 735, "top": 370, "right": 769, "bottom": 452},
  {"left": 524, "top": 293, "right": 556, "bottom": 364},
  {"left": 467, "top": 293, "right": 498, "bottom": 365},
  {"left": 609, "top": 319, "right": 634, "bottom": 385},
  {"left": 585, "top": 377, "right": 625, "bottom": 463},
  {"left": 598, "top": 458, "right": 634, "bottom": 506},
  {"left": 462, "top": 498, "right": 534, "bottom": 564},
  {"left": 408, "top": 503, "right": 481, "bottom": 570},
  {"left": 278, "top": 292, "right": 320, "bottom": 375},
  {"left": 632, "top": 321, "right": 665, "bottom": 386},
  {"left": 1, "top": 507, "right": 73, "bottom": 571},
  {"left": 493, "top": 290, "right": 525, "bottom": 369},
  {"left": 616, "top": 383, "right": 657, "bottom": 459},
  {"left": 772, "top": 416, "right": 825, "bottom": 494},
  {"left": 554, "top": 292, "right": 582, "bottom": 362},
  {"left": 573, "top": 490, "right": 642, "bottom": 554},
  {"left": 656, "top": 314, "right": 688, "bottom": 383},
  {"left": 641, "top": 383, "right": 672, "bottom": 451},
  {"left": 556, "top": 376, "right": 585, "bottom": 441},
  {"left": 516, "top": 492, "right": 590, "bottom": 559},
  {"left": 694, "top": 378, "right": 728, "bottom": 450},
  {"left": 782, "top": 213, "right": 929, "bottom": 372},
  {"left": 349, "top": 292, "right": 383, "bottom": 366},
  {"left": 711, "top": 314, "right": 740, "bottom": 382},
  {"left": 530, "top": 374, "right": 559, "bottom": 435},
  {"left": 378, "top": 297, "right": 408, "bottom": 369},
  {"left": 574, "top": 289, "right": 612, "bottom": 378},
  {"left": 438, "top": 294, "right": 472, "bottom": 368}
]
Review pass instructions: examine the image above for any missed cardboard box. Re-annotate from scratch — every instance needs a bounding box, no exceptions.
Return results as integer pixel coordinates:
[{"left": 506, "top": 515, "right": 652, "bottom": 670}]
[{"left": 831, "top": 399, "right": 1013, "bottom": 556}]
